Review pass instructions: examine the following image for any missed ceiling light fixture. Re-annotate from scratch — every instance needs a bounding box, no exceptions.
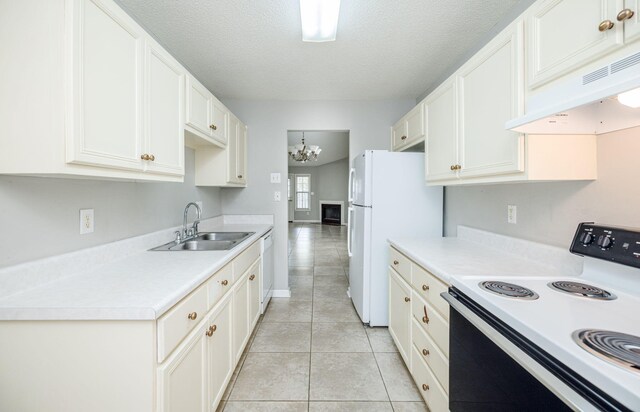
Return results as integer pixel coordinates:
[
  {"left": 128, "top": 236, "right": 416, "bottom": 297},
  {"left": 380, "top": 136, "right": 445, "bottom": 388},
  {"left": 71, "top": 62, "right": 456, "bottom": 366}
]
[
  {"left": 618, "top": 87, "right": 640, "bottom": 108},
  {"left": 300, "top": 0, "right": 341, "bottom": 42},
  {"left": 288, "top": 132, "right": 322, "bottom": 163}
]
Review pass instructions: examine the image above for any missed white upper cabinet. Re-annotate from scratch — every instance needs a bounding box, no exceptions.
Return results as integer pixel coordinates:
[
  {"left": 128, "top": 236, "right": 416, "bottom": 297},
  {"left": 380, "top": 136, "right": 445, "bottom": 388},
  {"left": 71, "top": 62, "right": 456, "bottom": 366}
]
[
  {"left": 211, "top": 98, "right": 229, "bottom": 145},
  {"left": 67, "top": 0, "right": 145, "bottom": 171},
  {"left": 457, "top": 21, "right": 525, "bottom": 179},
  {"left": 527, "top": 0, "right": 640, "bottom": 88},
  {"left": 425, "top": 79, "right": 458, "bottom": 182},
  {"left": 185, "top": 76, "right": 214, "bottom": 140},
  {"left": 391, "top": 103, "right": 425, "bottom": 151},
  {"left": 235, "top": 121, "right": 248, "bottom": 185},
  {"left": 144, "top": 42, "right": 185, "bottom": 176}
]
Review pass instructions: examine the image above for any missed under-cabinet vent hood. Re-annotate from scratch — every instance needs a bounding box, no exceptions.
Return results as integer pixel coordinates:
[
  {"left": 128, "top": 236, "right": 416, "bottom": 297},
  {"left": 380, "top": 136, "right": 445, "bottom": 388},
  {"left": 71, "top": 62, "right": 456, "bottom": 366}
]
[{"left": 506, "top": 51, "right": 640, "bottom": 135}]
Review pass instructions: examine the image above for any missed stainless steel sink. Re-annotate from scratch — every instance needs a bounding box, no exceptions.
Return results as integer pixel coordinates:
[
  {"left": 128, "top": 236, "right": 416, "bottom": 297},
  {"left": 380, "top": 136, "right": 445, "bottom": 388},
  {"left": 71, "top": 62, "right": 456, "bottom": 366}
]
[{"left": 150, "top": 232, "right": 254, "bottom": 251}]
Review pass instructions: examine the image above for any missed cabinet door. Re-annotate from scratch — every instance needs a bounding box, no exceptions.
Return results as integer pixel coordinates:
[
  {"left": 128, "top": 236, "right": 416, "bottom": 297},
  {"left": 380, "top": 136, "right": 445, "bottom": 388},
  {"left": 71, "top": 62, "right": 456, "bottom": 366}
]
[
  {"left": 67, "top": 0, "right": 144, "bottom": 171},
  {"left": 391, "top": 119, "right": 407, "bottom": 151},
  {"left": 144, "top": 42, "right": 185, "bottom": 176},
  {"left": 236, "top": 122, "right": 247, "bottom": 185},
  {"left": 425, "top": 79, "right": 458, "bottom": 182},
  {"left": 623, "top": 0, "right": 640, "bottom": 43},
  {"left": 185, "top": 76, "right": 213, "bottom": 138},
  {"left": 211, "top": 98, "right": 228, "bottom": 145},
  {"left": 388, "top": 268, "right": 412, "bottom": 367},
  {"left": 227, "top": 115, "right": 240, "bottom": 183},
  {"left": 248, "top": 260, "right": 261, "bottom": 329},
  {"left": 158, "top": 323, "right": 208, "bottom": 412},
  {"left": 232, "top": 272, "right": 250, "bottom": 362},
  {"left": 207, "top": 294, "right": 233, "bottom": 411},
  {"left": 457, "top": 22, "right": 524, "bottom": 179},
  {"left": 528, "top": 0, "right": 622, "bottom": 88},
  {"left": 405, "top": 103, "right": 426, "bottom": 147}
]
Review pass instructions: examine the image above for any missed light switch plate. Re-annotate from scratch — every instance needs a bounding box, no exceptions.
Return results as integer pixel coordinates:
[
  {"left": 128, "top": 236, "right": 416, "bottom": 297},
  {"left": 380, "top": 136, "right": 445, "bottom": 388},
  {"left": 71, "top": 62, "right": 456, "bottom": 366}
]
[
  {"left": 507, "top": 205, "right": 517, "bottom": 224},
  {"left": 80, "top": 209, "right": 94, "bottom": 234},
  {"left": 270, "top": 173, "right": 281, "bottom": 184},
  {"left": 274, "top": 191, "right": 281, "bottom": 201}
]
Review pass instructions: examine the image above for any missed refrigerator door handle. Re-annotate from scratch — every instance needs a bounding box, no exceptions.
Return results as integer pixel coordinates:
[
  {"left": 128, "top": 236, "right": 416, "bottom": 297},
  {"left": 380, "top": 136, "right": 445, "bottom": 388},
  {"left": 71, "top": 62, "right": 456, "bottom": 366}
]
[
  {"left": 347, "top": 206, "right": 354, "bottom": 257},
  {"left": 348, "top": 168, "right": 356, "bottom": 203}
]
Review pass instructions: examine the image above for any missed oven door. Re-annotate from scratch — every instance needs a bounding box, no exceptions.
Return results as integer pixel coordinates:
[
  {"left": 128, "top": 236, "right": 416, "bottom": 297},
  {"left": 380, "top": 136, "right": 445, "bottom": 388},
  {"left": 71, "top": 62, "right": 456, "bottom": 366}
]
[{"left": 442, "top": 288, "right": 630, "bottom": 412}]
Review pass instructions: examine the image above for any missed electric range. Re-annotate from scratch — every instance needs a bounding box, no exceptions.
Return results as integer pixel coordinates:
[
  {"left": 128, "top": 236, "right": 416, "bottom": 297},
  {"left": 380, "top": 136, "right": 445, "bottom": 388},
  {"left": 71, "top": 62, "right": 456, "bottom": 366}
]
[{"left": 443, "top": 223, "right": 640, "bottom": 411}]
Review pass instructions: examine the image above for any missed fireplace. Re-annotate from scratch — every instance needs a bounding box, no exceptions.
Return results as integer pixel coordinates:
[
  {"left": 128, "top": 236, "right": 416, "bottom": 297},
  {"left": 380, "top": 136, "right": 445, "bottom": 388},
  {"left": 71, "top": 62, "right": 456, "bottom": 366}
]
[{"left": 321, "top": 203, "right": 342, "bottom": 225}]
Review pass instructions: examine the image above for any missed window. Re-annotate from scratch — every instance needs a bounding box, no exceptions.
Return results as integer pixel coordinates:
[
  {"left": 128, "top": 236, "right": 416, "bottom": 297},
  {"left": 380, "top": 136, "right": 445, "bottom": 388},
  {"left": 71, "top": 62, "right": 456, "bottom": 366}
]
[
  {"left": 287, "top": 177, "right": 292, "bottom": 201},
  {"left": 295, "top": 174, "right": 310, "bottom": 211}
]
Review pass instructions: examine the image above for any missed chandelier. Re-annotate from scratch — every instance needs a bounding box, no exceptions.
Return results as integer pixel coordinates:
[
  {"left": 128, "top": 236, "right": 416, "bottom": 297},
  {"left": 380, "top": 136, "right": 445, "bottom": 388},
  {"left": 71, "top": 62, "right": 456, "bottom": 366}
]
[{"left": 288, "top": 132, "right": 322, "bottom": 163}]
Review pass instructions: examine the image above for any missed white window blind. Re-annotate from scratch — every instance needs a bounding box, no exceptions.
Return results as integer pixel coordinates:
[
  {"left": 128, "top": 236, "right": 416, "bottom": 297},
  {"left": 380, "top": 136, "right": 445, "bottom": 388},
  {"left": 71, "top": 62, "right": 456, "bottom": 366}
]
[{"left": 295, "top": 175, "right": 310, "bottom": 210}]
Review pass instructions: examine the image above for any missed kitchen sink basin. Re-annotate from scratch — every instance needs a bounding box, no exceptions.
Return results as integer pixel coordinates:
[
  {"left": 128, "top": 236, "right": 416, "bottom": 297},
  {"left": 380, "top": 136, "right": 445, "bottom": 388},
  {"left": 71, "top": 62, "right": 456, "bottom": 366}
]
[{"left": 150, "top": 232, "right": 254, "bottom": 251}]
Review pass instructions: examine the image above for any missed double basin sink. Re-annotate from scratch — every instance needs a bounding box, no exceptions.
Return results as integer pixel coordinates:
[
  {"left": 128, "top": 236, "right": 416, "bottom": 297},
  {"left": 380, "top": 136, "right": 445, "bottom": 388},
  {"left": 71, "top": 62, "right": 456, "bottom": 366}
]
[{"left": 151, "top": 232, "right": 255, "bottom": 252}]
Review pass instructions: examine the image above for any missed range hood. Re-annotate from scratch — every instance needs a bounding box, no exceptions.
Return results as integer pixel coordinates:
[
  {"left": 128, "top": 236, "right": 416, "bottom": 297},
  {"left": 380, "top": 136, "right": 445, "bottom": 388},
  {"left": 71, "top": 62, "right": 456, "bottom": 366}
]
[{"left": 506, "top": 50, "right": 640, "bottom": 135}]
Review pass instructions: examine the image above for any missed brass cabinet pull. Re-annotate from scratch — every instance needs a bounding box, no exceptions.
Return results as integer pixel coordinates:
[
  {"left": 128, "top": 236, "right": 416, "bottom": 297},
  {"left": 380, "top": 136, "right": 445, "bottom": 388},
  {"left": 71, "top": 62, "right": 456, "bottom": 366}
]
[
  {"left": 404, "top": 297, "right": 410, "bottom": 302},
  {"left": 393, "top": 260, "right": 399, "bottom": 265},
  {"left": 422, "top": 284, "right": 429, "bottom": 291},
  {"left": 141, "top": 154, "right": 150, "bottom": 160},
  {"left": 221, "top": 279, "right": 229, "bottom": 286},
  {"left": 455, "top": 164, "right": 462, "bottom": 170},
  {"left": 422, "top": 306, "right": 430, "bottom": 324},
  {"left": 249, "top": 274, "right": 256, "bottom": 281},
  {"left": 422, "top": 348, "right": 430, "bottom": 356},
  {"left": 149, "top": 154, "right": 155, "bottom": 161},
  {"left": 401, "top": 135, "right": 407, "bottom": 140},
  {"left": 422, "top": 384, "right": 430, "bottom": 391},
  {"left": 450, "top": 165, "right": 455, "bottom": 171},
  {"left": 205, "top": 325, "right": 216, "bottom": 337},
  {"left": 617, "top": 8, "right": 635, "bottom": 21},
  {"left": 238, "top": 175, "right": 243, "bottom": 179},
  {"left": 188, "top": 312, "right": 197, "bottom": 320},
  {"left": 209, "top": 124, "right": 217, "bottom": 130},
  {"left": 599, "top": 19, "right": 615, "bottom": 31}
]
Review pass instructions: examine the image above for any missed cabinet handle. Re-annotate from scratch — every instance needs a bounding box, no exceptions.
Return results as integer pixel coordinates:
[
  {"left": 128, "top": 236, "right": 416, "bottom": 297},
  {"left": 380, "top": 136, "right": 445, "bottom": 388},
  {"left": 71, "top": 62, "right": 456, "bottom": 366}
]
[
  {"left": 422, "top": 348, "right": 430, "bottom": 356},
  {"left": 237, "top": 175, "right": 243, "bottom": 179},
  {"left": 141, "top": 154, "right": 150, "bottom": 161},
  {"left": 422, "top": 306, "right": 430, "bottom": 324},
  {"left": 209, "top": 124, "right": 217, "bottom": 130},
  {"left": 617, "top": 8, "right": 635, "bottom": 21},
  {"left": 393, "top": 260, "right": 399, "bottom": 265},
  {"left": 598, "top": 19, "right": 615, "bottom": 31},
  {"left": 422, "top": 384, "right": 430, "bottom": 391},
  {"left": 149, "top": 154, "right": 155, "bottom": 161},
  {"left": 205, "top": 325, "right": 217, "bottom": 337},
  {"left": 401, "top": 135, "right": 407, "bottom": 140},
  {"left": 188, "top": 312, "right": 197, "bottom": 320},
  {"left": 404, "top": 297, "right": 410, "bottom": 302},
  {"left": 250, "top": 274, "right": 256, "bottom": 281},
  {"left": 221, "top": 279, "right": 229, "bottom": 286},
  {"left": 422, "top": 284, "right": 429, "bottom": 291}
]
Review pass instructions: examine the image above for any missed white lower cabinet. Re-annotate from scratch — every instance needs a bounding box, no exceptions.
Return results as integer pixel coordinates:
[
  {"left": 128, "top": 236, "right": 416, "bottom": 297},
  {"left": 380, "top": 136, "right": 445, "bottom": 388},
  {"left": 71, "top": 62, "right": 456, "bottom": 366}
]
[
  {"left": 389, "top": 246, "right": 450, "bottom": 411},
  {"left": 248, "top": 260, "right": 262, "bottom": 329},
  {"left": 233, "top": 270, "right": 251, "bottom": 363},
  {"left": 207, "top": 294, "right": 234, "bottom": 410}
]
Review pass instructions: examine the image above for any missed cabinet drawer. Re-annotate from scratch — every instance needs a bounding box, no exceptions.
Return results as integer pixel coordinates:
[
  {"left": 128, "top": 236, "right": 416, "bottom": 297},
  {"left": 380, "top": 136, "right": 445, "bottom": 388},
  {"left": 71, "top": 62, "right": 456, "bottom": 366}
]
[
  {"left": 389, "top": 247, "right": 411, "bottom": 283},
  {"left": 411, "top": 346, "right": 449, "bottom": 412},
  {"left": 412, "top": 265, "right": 449, "bottom": 321},
  {"left": 158, "top": 284, "right": 208, "bottom": 362},
  {"left": 206, "top": 262, "right": 233, "bottom": 309},
  {"left": 412, "top": 292, "right": 449, "bottom": 358},
  {"left": 412, "top": 318, "right": 449, "bottom": 393},
  {"left": 233, "top": 241, "right": 260, "bottom": 280}
]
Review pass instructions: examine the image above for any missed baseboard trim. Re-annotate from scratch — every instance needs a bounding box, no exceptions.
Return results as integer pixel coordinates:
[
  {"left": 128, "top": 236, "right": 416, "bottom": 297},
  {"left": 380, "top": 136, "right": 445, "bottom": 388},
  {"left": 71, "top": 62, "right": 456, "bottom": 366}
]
[
  {"left": 272, "top": 289, "right": 291, "bottom": 298},
  {"left": 292, "top": 220, "right": 321, "bottom": 223}
]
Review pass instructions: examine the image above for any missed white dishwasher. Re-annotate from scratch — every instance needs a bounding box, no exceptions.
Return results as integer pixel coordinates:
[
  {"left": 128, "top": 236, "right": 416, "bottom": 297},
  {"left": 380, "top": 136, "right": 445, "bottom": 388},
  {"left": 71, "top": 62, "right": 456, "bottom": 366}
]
[{"left": 260, "top": 230, "right": 274, "bottom": 313}]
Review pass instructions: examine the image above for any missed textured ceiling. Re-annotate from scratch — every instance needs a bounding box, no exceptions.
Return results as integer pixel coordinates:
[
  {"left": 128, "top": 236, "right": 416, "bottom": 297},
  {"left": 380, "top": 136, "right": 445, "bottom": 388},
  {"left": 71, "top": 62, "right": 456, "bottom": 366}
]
[
  {"left": 288, "top": 131, "right": 348, "bottom": 167},
  {"left": 117, "top": 0, "right": 521, "bottom": 100}
]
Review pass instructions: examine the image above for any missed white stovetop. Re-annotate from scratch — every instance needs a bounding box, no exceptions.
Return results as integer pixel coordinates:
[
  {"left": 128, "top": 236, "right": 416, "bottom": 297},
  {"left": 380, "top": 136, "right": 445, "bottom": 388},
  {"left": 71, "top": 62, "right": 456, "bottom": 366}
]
[{"left": 0, "top": 217, "right": 272, "bottom": 321}]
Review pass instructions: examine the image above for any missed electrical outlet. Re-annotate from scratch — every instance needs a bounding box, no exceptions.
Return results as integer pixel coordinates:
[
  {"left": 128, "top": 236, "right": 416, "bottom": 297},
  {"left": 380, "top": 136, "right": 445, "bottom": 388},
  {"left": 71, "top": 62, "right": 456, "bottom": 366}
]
[
  {"left": 274, "top": 191, "right": 281, "bottom": 201},
  {"left": 80, "top": 209, "right": 94, "bottom": 234},
  {"left": 507, "top": 205, "right": 517, "bottom": 224},
  {"left": 270, "top": 173, "right": 281, "bottom": 184}
]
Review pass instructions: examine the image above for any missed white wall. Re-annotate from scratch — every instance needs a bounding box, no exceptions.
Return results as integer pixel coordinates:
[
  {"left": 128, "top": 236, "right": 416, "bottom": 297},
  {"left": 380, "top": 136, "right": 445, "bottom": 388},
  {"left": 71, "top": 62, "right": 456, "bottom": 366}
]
[
  {"left": 290, "top": 157, "right": 350, "bottom": 222},
  {"left": 0, "top": 148, "right": 222, "bottom": 268},
  {"left": 445, "top": 127, "right": 640, "bottom": 247},
  {"left": 220, "top": 99, "right": 415, "bottom": 291}
]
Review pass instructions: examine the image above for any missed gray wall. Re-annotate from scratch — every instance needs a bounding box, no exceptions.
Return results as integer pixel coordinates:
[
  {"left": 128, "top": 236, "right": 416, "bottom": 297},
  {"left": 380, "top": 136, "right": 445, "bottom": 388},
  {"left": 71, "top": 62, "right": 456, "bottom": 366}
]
[
  {"left": 220, "top": 99, "right": 415, "bottom": 291},
  {"left": 445, "top": 126, "right": 640, "bottom": 247},
  {"left": 290, "top": 157, "right": 350, "bottom": 222},
  {"left": 0, "top": 148, "right": 222, "bottom": 268}
]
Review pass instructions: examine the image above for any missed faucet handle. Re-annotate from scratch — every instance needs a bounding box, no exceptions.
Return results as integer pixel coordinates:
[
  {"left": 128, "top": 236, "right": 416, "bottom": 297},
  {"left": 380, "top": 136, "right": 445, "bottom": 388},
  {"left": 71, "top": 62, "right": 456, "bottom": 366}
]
[
  {"left": 192, "top": 220, "right": 200, "bottom": 236},
  {"left": 174, "top": 231, "right": 182, "bottom": 243}
]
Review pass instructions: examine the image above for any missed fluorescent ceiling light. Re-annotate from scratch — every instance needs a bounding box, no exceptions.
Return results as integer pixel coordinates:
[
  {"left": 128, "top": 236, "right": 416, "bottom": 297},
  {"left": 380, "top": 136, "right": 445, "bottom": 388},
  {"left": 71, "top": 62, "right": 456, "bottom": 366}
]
[
  {"left": 300, "top": 0, "right": 340, "bottom": 42},
  {"left": 618, "top": 87, "right": 640, "bottom": 108}
]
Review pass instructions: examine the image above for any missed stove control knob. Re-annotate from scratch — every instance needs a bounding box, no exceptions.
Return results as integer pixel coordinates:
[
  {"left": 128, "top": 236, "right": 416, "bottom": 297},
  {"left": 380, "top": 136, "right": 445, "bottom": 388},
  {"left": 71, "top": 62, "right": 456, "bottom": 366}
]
[
  {"left": 581, "top": 233, "right": 594, "bottom": 245},
  {"left": 597, "top": 235, "right": 613, "bottom": 249}
]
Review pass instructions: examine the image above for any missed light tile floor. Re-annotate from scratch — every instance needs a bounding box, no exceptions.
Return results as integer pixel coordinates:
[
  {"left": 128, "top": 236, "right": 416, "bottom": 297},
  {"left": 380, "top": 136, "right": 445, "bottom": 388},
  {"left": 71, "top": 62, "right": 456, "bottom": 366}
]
[{"left": 220, "top": 223, "right": 427, "bottom": 411}]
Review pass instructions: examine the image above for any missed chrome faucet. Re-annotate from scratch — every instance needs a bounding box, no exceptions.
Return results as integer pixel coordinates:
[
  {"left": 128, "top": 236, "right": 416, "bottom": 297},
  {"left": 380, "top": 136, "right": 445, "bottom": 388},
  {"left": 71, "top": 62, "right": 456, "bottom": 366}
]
[{"left": 182, "top": 202, "right": 202, "bottom": 240}]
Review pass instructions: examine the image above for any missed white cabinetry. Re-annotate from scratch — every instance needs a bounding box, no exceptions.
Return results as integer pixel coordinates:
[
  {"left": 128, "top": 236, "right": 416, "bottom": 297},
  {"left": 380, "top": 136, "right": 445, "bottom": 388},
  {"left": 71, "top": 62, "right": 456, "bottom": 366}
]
[
  {"left": 233, "top": 271, "right": 250, "bottom": 363},
  {"left": 424, "top": 78, "right": 458, "bottom": 182},
  {"left": 206, "top": 294, "right": 233, "bottom": 410},
  {"left": 185, "top": 75, "right": 229, "bottom": 147},
  {"left": 624, "top": 0, "right": 640, "bottom": 42},
  {"left": 389, "top": 268, "right": 412, "bottom": 366},
  {"left": 391, "top": 103, "right": 426, "bottom": 151},
  {"left": 248, "top": 260, "right": 262, "bottom": 329}
]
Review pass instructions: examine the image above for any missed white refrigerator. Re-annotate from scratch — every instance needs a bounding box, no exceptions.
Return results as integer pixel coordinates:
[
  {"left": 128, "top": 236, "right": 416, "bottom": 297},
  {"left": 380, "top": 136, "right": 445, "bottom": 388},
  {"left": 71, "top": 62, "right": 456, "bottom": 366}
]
[{"left": 347, "top": 150, "right": 443, "bottom": 326}]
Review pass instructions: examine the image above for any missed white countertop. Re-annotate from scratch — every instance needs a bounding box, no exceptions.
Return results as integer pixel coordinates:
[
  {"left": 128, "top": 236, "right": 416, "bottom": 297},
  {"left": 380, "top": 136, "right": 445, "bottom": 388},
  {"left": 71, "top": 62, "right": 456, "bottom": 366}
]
[
  {"left": 388, "top": 226, "right": 582, "bottom": 285},
  {"left": 0, "top": 222, "right": 272, "bottom": 321}
]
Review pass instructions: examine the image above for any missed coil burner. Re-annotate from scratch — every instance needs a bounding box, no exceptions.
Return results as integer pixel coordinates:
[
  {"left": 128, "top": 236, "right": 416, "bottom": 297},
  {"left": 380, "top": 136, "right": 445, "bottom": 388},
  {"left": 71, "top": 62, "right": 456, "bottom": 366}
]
[
  {"left": 573, "top": 329, "right": 640, "bottom": 372},
  {"left": 548, "top": 281, "right": 616, "bottom": 300},
  {"left": 479, "top": 281, "right": 539, "bottom": 300}
]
